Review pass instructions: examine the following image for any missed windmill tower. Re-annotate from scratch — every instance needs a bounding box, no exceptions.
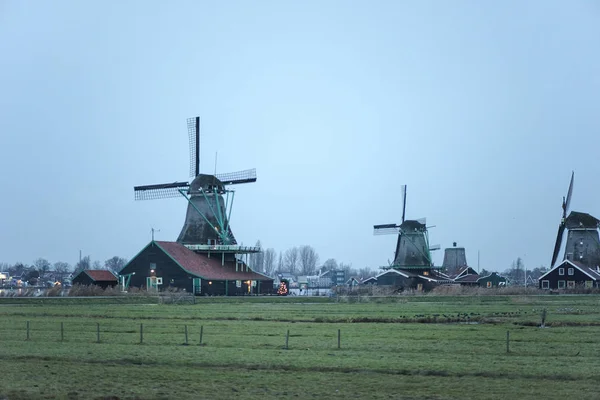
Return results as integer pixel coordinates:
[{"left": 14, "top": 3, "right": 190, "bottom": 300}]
[
  {"left": 442, "top": 242, "right": 468, "bottom": 276},
  {"left": 373, "top": 185, "right": 440, "bottom": 271},
  {"left": 133, "top": 117, "right": 257, "bottom": 249},
  {"left": 551, "top": 172, "right": 600, "bottom": 268}
]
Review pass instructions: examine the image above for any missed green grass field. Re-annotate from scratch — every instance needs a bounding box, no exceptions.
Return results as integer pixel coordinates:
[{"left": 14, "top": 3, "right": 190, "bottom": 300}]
[{"left": 0, "top": 295, "right": 599, "bottom": 399}]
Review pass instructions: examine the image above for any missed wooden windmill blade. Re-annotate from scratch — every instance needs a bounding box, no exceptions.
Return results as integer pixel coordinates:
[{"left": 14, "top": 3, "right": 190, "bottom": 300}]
[{"left": 551, "top": 171, "right": 574, "bottom": 267}]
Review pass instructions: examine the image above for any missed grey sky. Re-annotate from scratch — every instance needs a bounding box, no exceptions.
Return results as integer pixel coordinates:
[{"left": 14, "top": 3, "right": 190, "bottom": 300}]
[{"left": 1, "top": 0, "right": 599, "bottom": 273}]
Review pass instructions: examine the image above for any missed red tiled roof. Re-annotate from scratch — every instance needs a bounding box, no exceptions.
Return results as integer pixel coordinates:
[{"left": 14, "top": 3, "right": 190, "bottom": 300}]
[
  {"left": 84, "top": 270, "right": 118, "bottom": 282},
  {"left": 155, "top": 241, "right": 272, "bottom": 281}
]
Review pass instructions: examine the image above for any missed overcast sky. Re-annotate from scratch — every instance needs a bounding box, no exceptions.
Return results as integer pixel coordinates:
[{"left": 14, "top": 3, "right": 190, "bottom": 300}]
[{"left": 1, "top": 0, "right": 599, "bottom": 273}]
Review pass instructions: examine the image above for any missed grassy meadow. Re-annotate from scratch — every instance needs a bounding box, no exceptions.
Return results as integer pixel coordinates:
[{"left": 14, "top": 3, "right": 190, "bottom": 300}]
[{"left": 0, "top": 294, "right": 599, "bottom": 399}]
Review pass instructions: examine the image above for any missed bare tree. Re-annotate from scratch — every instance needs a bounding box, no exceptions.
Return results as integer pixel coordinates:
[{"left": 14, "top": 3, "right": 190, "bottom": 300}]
[
  {"left": 358, "top": 267, "right": 372, "bottom": 278},
  {"left": 92, "top": 260, "right": 102, "bottom": 269},
  {"left": 277, "top": 252, "right": 284, "bottom": 273},
  {"left": 322, "top": 258, "right": 338, "bottom": 271},
  {"left": 284, "top": 247, "right": 299, "bottom": 274},
  {"left": 339, "top": 262, "right": 356, "bottom": 278},
  {"left": 53, "top": 261, "right": 71, "bottom": 274},
  {"left": 105, "top": 257, "right": 127, "bottom": 274},
  {"left": 73, "top": 256, "right": 91, "bottom": 276},
  {"left": 299, "top": 245, "right": 319, "bottom": 275},
  {"left": 9, "top": 262, "right": 27, "bottom": 277},
  {"left": 33, "top": 258, "right": 51, "bottom": 277},
  {"left": 53, "top": 261, "right": 71, "bottom": 282},
  {"left": 264, "top": 248, "right": 276, "bottom": 276},
  {"left": 250, "top": 240, "right": 264, "bottom": 272}
]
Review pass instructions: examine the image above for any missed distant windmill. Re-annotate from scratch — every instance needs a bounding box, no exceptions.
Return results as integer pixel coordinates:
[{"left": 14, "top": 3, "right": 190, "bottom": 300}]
[
  {"left": 374, "top": 185, "right": 440, "bottom": 269},
  {"left": 133, "top": 117, "right": 256, "bottom": 246},
  {"left": 551, "top": 171, "right": 600, "bottom": 268}
]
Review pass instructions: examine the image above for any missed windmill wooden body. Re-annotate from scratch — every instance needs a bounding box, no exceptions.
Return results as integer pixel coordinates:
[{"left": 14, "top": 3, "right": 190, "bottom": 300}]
[
  {"left": 373, "top": 186, "right": 444, "bottom": 291},
  {"left": 539, "top": 172, "right": 600, "bottom": 290},
  {"left": 133, "top": 117, "right": 260, "bottom": 259}
]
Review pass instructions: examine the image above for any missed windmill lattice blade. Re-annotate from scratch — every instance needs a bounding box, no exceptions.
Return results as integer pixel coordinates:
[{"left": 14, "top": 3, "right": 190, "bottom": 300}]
[
  {"left": 564, "top": 171, "right": 574, "bottom": 215},
  {"left": 551, "top": 224, "right": 566, "bottom": 267},
  {"left": 401, "top": 185, "right": 407, "bottom": 223},
  {"left": 187, "top": 117, "right": 199, "bottom": 177},
  {"left": 216, "top": 168, "right": 257, "bottom": 185},
  {"left": 134, "top": 182, "right": 189, "bottom": 200},
  {"left": 373, "top": 225, "right": 401, "bottom": 235}
]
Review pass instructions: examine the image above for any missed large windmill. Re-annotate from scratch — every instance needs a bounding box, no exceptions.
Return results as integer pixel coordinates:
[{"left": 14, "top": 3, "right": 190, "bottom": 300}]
[
  {"left": 134, "top": 117, "right": 257, "bottom": 247},
  {"left": 550, "top": 171, "right": 600, "bottom": 268},
  {"left": 374, "top": 185, "right": 440, "bottom": 270}
]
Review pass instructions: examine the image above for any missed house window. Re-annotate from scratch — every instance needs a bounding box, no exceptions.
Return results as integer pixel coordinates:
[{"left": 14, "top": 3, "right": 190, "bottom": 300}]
[
  {"left": 423, "top": 271, "right": 429, "bottom": 276},
  {"left": 558, "top": 280, "right": 566, "bottom": 289},
  {"left": 567, "top": 281, "right": 575, "bottom": 289},
  {"left": 541, "top": 280, "right": 550, "bottom": 289},
  {"left": 487, "top": 281, "right": 492, "bottom": 288},
  {"left": 558, "top": 268, "right": 564, "bottom": 276},
  {"left": 585, "top": 281, "right": 593, "bottom": 288},
  {"left": 568, "top": 268, "right": 574, "bottom": 276}
]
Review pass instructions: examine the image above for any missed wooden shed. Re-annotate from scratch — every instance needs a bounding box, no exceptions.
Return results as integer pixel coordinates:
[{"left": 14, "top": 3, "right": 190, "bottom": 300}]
[
  {"left": 476, "top": 272, "right": 507, "bottom": 288},
  {"left": 72, "top": 270, "right": 118, "bottom": 289}
]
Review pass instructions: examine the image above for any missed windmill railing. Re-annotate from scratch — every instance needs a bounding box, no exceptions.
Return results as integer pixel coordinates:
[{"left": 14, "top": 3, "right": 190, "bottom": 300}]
[{"left": 184, "top": 244, "right": 261, "bottom": 253}]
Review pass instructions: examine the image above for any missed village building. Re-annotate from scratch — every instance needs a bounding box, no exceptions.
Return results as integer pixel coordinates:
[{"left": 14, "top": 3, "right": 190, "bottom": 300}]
[
  {"left": 119, "top": 241, "right": 273, "bottom": 295},
  {"left": 538, "top": 260, "right": 600, "bottom": 290}
]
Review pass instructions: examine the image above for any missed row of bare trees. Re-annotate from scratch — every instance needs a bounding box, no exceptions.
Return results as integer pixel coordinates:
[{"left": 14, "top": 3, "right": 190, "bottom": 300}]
[
  {"left": 0, "top": 255, "right": 128, "bottom": 284},
  {"left": 248, "top": 241, "right": 374, "bottom": 278}
]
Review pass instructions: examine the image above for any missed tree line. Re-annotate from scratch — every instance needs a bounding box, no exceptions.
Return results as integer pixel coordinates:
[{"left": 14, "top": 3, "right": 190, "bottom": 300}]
[
  {"left": 0, "top": 255, "right": 128, "bottom": 284},
  {"left": 248, "top": 241, "right": 374, "bottom": 278}
]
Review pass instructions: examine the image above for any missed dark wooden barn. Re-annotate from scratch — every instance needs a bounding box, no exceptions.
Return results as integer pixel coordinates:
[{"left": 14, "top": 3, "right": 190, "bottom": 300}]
[
  {"left": 374, "top": 269, "right": 440, "bottom": 292},
  {"left": 476, "top": 272, "right": 507, "bottom": 288},
  {"left": 538, "top": 260, "right": 600, "bottom": 290},
  {"left": 72, "top": 270, "right": 118, "bottom": 289},
  {"left": 119, "top": 241, "right": 274, "bottom": 295}
]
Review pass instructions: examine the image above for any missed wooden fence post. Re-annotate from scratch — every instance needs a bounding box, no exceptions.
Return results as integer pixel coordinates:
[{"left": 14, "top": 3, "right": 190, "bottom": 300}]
[
  {"left": 506, "top": 330, "right": 510, "bottom": 353},
  {"left": 338, "top": 329, "right": 341, "bottom": 349},
  {"left": 199, "top": 325, "right": 204, "bottom": 345},
  {"left": 61, "top": 322, "right": 64, "bottom": 342},
  {"left": 185, "top": 325, "right": 188, "bottom": 345},
  {"left": 140, "top": 323, "right": 144, "bottom": 344},
  {"left": 285, "top": 329, "right": 289, "bottom": 350},
  {"left": 26, "top": 321, "right": 30, "bottom": 341},
  {"left": 96, "top": 323, "right": 100, "bottom": 343}
]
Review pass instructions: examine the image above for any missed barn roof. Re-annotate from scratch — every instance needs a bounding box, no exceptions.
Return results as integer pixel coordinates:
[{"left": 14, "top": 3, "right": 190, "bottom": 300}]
[
  {"left": 154, "top": 241, "right": 272, "bottom": 281},
  {"left": 81, "top": 270, "right": 118, "bottom": 282},
  {"left": 454, "top": 274, "right": 480, "bottom": 283}
]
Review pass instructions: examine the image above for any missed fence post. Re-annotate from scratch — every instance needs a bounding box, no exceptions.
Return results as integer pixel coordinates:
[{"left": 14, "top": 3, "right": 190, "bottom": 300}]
[
  {"left": 185, "top": 325, "right": 188, "bottom": 345},
  {"left": 140, "top": 323, "right": 144, "bottom": 344},
  {"left": 285, "top": 329, "right": 289, "bottom": 350},
  {"left": 97, "top": 323, "right": 100, "bottom": 343},
  {"left": 199, "top": 325, "right": 204, "bottom": 345},
  {"left": 61, "top": 322, "right": 64, "bottom": 342},
  {"left": 26, "top": 321, "right": 30, "bottom": 341},
  {"left": 506, "top": 330, "right": 510, "bottom": 353},
  {"left": 338, "top": 329, "right": 341, "bottom": 349}
]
